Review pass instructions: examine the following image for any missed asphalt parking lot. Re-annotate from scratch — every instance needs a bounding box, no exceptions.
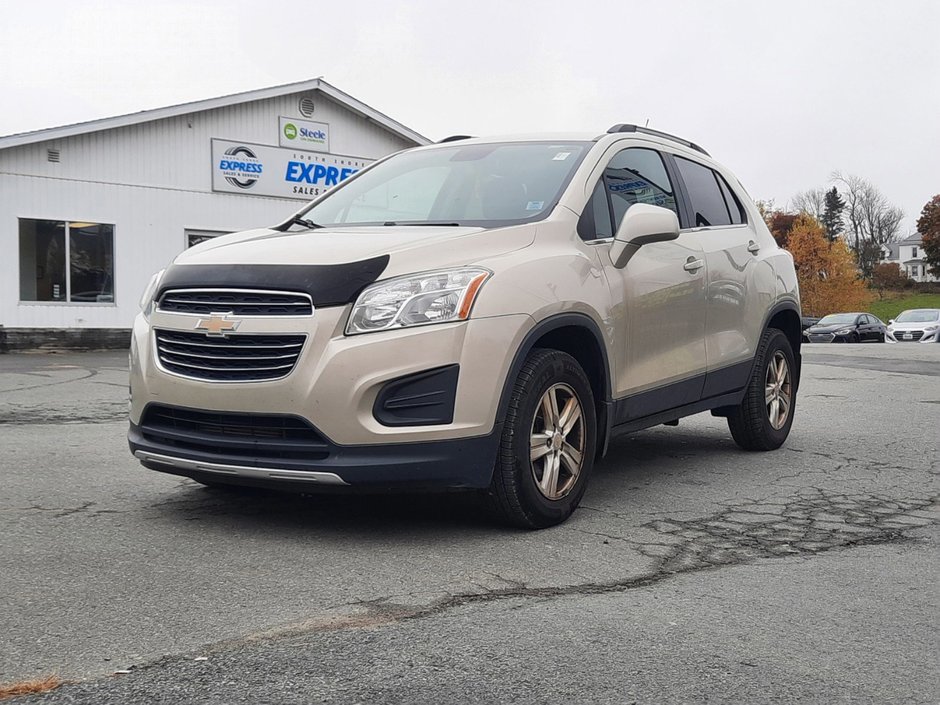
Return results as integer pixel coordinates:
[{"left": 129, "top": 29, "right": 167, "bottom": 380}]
[{"left": 1, "top": 344, "right": 938, "bottom": 703}]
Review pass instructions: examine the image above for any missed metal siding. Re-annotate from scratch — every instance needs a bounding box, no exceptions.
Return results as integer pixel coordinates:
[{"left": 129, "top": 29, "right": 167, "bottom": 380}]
[{"left": 0, "top": 91, "right": 415, "bottom": 329}]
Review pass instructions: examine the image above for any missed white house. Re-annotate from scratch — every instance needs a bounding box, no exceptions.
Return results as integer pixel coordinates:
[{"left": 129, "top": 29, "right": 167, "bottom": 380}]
[
  {"left": 880, "top": 233, "right": 937, "bottom": 282},
  {"left": 0, "top": 78, "right": 429, "bottom": 348}
]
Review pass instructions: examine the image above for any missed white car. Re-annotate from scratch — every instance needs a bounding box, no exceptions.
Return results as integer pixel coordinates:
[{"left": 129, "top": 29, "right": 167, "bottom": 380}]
[{"left": 885, "top": 309, "right": 940, "bottom": 343}]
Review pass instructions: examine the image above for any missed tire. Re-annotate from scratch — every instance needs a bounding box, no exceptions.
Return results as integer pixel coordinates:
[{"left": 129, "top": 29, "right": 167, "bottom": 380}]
[
  {"left": 849, "top": 332, "right": 860, "bottom": 343},
  {"left": 878, "top": 332, "right": 886, "bottom": 343},
  {"left": 488, "top": 349, "right": 596, "bottom": 529},
  {"left": 727, "top": 328, "right": 796, "bottom": 451}
]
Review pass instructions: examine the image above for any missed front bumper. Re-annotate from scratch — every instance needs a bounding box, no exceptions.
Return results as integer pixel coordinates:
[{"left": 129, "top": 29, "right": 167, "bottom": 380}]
[
  {"left": 128, "top": 420, "right": 501, "bottom": 490},
  {"left": 886, "top": 328, "right": 938, "bottom": 343},
  {"left": 129, "top": 306, "right": 530, "bottom": 488}
]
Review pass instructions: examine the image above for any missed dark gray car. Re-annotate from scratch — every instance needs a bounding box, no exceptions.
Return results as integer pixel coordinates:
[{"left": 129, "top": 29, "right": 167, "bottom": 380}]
[{"left": 804, "top": 312, "right": 886, "bottom": 343}]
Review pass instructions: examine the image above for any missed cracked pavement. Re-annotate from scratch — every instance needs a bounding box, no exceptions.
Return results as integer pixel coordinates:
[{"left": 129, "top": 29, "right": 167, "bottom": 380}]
[{"left": 1, "top": 346, "right": 938, "bottom": 703}]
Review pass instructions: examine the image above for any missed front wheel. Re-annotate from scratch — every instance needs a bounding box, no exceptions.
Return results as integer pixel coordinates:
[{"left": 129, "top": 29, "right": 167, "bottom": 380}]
[
  {"left": 727, "top": 328, "right": 796, "bottom": 451},
  {"left": 488, "top": 349, "right": 596, "bottom": 529}
]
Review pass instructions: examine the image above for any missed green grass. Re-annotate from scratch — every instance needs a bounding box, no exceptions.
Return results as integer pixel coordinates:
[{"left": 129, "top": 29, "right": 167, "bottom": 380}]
[{"left": 868, "top": 292, "right": 940, "bottom": 322}]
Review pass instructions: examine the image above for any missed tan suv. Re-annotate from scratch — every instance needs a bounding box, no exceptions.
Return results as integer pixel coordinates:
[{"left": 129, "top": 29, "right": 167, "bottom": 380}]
[{"left": 129, "top": 125, "right": 801, "bottom": 528}]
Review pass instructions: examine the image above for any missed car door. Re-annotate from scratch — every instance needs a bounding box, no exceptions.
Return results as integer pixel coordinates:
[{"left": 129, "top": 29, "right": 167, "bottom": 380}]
[
  {"left": 668, "top": 154, "right": 775, "bottom": 395},
  {"left": 857, "top": 315, "right": 871, "bottom": 341},
  {"left": 580, "top": 147, "right": 707, "bottom": 417}
]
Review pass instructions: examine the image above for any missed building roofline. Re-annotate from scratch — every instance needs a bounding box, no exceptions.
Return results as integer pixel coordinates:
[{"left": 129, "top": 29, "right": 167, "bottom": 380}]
[{"left": 0, "top": 78, "right": 430, "bottom": 150}]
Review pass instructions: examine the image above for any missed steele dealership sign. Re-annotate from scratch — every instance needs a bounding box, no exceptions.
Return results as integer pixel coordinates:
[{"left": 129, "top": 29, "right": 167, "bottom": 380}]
[{"left": 210, "top": 139, "right": 371, "bottom": 200}]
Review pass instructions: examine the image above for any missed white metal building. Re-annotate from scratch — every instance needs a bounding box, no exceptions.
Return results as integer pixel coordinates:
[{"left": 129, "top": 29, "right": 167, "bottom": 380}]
[{"left": 0, "top": 78, "right": 428, "bottom": 344}]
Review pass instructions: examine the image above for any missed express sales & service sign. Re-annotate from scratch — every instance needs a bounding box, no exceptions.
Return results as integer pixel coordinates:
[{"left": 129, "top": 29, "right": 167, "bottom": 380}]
[{"left": 211, "top": 139, "right": 371, "bottom": 200}]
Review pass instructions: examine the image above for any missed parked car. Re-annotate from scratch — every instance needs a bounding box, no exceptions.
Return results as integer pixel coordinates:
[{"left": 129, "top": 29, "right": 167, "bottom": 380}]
[
  {"left": 886, "top": 309, "right": 940, "bottom": 343},
  {"left": 800, "top": 316, "right": 820, "bottom": 338},
  {"left": 803, "top": 313, "right": 886, "bottom": 343},
  {"left": 129, "top": 125, "right": 802, "bottom": 528}
]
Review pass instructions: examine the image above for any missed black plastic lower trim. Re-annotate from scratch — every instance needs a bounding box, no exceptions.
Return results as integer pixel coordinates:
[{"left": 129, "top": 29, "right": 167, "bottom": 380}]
[
  {"left": 609, "top": 358, "right": 753, "bottom": 434},
  {"left": 373, "top": 365, "right": 459, "bottom": 426},
  {"left": 610, "top": 390, "right": 745, "bottom": 436},
  {"left": 129, "top": 419, "right": 501, "bottom": 491}
]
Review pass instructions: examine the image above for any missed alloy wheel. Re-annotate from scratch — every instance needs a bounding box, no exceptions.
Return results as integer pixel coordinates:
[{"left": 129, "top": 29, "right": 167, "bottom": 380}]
[
  {"left": 765, "top": 351, "right": 792, "bottom": 430},
  {"left": 529, "top": 383, "right": 585, "bottom": 500}
]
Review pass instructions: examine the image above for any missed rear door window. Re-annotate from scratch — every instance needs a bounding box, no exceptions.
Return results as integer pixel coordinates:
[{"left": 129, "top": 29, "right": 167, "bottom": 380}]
[{"left": 674, "top": 156, "right": 733, "bottom": 228}]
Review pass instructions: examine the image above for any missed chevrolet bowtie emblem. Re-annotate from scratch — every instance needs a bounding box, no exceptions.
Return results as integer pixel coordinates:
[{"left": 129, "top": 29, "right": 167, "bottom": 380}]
[{"left": 195, "top": 314, "right": 241, "bottom": 337}]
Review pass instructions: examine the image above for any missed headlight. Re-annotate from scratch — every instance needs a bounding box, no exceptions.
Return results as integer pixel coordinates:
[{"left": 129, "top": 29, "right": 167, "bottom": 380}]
[
  {"left": 924, "top": 324, "right": 939, "bottom": 332},
  {"left": 835, "top": 328, "right": 852, "bottom": 335},
  {"left": 139, "top": 269, "right": 165, "bottom": 318},
  {"left": 346, "top": 267, "right": 490, "bottom": 335}
]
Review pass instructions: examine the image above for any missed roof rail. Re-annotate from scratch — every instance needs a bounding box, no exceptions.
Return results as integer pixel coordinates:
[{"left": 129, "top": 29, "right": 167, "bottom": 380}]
[
  {"left": 605, "top": 124, "right": 710, "bottom": 157},
  {"left": 438, "top": 134, "right": 474, "bottom": 143}
]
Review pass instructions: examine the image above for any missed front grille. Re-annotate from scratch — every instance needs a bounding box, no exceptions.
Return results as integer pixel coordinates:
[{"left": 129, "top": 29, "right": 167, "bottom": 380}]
[
  {"left": 140, "top": 405, "right": 329, "bottom": 461},
  {"left": 807, "top": 333, "right": 834, "bottom": 343},
  {"left": 155, "top": 329, "right": 306, "bottom": 381},
  {"left": 895, "top": 330, "right": 924, "bottom": 341},
  {"left": 158, "top": 289, "right": 313, "bottom": 316}
]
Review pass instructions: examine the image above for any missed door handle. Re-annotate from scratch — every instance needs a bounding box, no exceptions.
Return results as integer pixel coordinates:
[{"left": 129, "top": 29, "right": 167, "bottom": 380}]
[
  {"left": 747, "top": 240, "right": 760, "bottom": 254},
  {"left": 683, "top": 257, "right": 704, "bottom": 272}
]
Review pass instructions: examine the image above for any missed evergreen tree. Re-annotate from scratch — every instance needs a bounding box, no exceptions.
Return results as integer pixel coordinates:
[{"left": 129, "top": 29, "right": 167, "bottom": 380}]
[{"left": 821, "top": 186, "right": 845, "bottom": 242}]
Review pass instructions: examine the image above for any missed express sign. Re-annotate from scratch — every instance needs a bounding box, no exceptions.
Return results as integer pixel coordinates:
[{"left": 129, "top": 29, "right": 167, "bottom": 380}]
[{"left": 211, "top": 139, "right": 371, "bottom": 200}]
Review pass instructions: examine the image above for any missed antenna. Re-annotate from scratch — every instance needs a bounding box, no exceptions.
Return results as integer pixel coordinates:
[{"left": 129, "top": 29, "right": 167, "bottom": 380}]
[{"left": 644, "top": 118, "right": 650, "bottom": 127}]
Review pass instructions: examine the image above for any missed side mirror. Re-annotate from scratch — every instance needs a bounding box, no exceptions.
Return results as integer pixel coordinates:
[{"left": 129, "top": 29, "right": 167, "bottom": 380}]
[
  {"left": 888, "top": 319, "right": 894, "bottom": 325},
  {"left": 609, "top": 204, "right": 680, "bottom": 269}
]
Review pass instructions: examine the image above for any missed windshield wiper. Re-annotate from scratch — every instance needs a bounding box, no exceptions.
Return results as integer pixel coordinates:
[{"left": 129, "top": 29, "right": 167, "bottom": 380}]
[
  {"left": 285, "top": 216, "right": 323, "bottom": 230},
  {"left": 383, "top": 221, "right": 462, "bottom": 227}
]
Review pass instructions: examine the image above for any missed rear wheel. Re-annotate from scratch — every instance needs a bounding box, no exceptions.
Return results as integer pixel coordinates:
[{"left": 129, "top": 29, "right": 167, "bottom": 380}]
[
  {"left": 488, "top": 349, "right": 596, "bottom": 528},
  {"left": 727, "top": 328, "right": 796, "bottom": 451}
]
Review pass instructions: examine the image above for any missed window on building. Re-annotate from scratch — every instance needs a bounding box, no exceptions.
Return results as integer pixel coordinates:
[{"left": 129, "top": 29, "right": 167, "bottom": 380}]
[
  {"left": 19, "top": 219, "right": 114, "bottom": 303},
  {"left": 912, "top": 246, "right": 918, "bottom": 258},
  {"left": 674, "top": 156, "right": 734, "bottom": 228},
  {"left": 911, "top": 265, "right": 920, "bottom": 277},
  {"left": 186, "top": 229, "right": 229, "bottom": 248}
]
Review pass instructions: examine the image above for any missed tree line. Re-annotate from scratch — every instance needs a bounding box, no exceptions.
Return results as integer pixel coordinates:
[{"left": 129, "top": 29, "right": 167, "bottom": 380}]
[{"left": 756, "top": 176, "right": 939, "bottom": 316}]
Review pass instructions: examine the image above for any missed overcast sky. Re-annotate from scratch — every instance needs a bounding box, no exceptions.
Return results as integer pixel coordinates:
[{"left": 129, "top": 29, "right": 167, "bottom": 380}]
[{"left": 1, "top": 0, "right": 937, "bottom": 232}]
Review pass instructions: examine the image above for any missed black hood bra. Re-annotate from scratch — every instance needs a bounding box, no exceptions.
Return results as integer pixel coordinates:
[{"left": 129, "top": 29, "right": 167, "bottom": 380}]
[{"left": 156, "top": 255, "right": 390, "bottom": 308}]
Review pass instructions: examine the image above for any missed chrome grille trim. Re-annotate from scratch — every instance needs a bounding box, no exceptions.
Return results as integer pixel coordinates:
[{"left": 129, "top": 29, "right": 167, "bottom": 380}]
[
  {"left": 154, "top": 329, "right": 306, "bottom": 382},
  {"left": 157, "top": 288, "right": 314, "bottom": 317}
]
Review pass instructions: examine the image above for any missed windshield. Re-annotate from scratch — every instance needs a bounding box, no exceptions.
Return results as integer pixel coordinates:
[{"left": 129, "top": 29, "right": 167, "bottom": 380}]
[
  {"left": 293, "top": 141, "right": 590, "bottom": 228},
  {"left": 895, "top": 309, "right": 940, "bottom": 323},
  {"left": 817, "top": 313, "right": 858, "bottom": 325}
]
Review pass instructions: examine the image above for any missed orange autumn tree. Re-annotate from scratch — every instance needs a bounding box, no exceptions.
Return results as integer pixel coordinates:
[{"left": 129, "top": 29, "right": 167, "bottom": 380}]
[{"left": 786, "top": 214, "right": 872, "bottom": 316}]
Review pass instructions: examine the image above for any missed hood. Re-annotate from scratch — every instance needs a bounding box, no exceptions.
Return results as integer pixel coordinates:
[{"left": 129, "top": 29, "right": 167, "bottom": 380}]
[
  {"left": 176, "top": 224, "right": 536, "bottom": 276},
  {"left": 807, "top": 324, "right": 855, "bottom": 334},
  {"left": 890, "top": 320, "right": 938, "bottom": 330}
]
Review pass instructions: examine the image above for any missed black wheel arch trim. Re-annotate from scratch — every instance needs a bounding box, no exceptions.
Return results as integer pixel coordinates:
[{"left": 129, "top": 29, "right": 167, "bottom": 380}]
[
  {"left": 760, "top": 299, "right": 802, "bottom": 388},
  {"left": 494, "top": 312, "right": 613, "bottom": 426}
]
